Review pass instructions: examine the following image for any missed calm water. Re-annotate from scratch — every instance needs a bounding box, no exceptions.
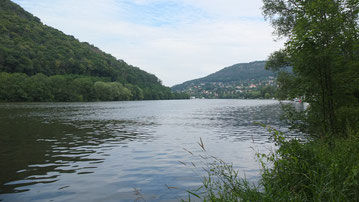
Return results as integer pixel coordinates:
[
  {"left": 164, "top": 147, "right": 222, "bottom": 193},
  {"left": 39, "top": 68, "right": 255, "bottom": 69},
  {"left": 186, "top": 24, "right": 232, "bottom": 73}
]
[{"left": 0, "top": 99, "right": 298, "bottom": 201}]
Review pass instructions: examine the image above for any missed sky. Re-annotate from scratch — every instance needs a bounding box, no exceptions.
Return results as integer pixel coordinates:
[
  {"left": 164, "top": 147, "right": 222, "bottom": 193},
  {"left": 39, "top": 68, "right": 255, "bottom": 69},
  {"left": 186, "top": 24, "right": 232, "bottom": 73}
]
[{"left": 13, "top": 0, "right": 283, "bottom": 86}]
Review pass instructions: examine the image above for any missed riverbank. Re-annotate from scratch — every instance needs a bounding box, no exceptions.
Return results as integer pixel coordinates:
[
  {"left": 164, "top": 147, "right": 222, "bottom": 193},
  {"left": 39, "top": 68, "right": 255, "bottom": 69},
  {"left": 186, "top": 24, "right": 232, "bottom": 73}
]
[{"left": 189, "top": 129, "right": 359, "bottom": 201}]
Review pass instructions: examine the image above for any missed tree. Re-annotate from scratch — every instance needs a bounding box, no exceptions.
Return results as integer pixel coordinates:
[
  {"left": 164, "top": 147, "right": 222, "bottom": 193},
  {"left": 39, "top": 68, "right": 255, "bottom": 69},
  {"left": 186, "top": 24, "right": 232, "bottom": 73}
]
[
  {"left": 125, "top": 84, "right": 144, "bottom": 100},
  {"left": 73, "top": 78, "right": 97, "bottom": 101},
  {"left": 94, "top": 81, "right": 112, "bottom": 101},
  {"left": 48, "top": 75, "right": 81, "bottom": 101},
  {"left": 25, "top": 73, "right": 53, "bottom": 101},
  {"left": 263, "top": 0, "right": 359, "bottom": 136}
]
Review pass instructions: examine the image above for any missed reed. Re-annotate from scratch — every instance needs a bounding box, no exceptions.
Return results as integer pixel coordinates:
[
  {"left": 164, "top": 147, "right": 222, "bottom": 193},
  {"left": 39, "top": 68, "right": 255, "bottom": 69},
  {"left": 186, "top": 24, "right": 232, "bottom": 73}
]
[{"left": 182, "top": 130, "right": 359, "bottom": 201}]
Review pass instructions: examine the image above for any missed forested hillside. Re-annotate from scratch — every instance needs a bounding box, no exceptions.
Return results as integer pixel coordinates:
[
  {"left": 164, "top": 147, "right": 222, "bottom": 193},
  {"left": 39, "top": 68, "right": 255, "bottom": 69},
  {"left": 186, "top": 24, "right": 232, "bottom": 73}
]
[
  {"left": 0, "top": 0, "right": 188, "bottom": 101},
  {"left": 172, "top": 61, "right": 279, "bottom": 99},
  {"left": 173, "top": 61, "right": 274, "bottom": 89}
]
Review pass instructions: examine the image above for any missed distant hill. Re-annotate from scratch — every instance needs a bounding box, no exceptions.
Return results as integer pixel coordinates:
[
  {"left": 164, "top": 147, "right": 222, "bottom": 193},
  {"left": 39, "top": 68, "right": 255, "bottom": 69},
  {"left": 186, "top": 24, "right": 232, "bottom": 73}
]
[
  {"left": 172, "top": 61, "right": 278, "bottom": 99},
  {"left": 0, "top": 0, "right": 188, "bottom": 101},
  {"left": 172, "top": 61, "right": 274, "bottom": 90}
]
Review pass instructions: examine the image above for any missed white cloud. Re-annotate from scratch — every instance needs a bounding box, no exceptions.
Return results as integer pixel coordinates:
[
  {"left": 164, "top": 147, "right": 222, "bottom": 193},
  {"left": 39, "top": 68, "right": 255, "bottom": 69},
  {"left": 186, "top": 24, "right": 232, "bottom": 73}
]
[
  {"left": 181, "top": 0, "right": 264, "bottom": 18},
  {"left": 13, "top": 0, "right": 283, "bottom": 86}
]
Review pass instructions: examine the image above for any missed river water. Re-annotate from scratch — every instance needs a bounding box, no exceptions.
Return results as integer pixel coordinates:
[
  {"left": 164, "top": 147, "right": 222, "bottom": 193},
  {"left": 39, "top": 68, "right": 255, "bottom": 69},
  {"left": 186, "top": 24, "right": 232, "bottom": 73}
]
[{"left": 0, "top": 99, "right": 297, "bottom": 201}]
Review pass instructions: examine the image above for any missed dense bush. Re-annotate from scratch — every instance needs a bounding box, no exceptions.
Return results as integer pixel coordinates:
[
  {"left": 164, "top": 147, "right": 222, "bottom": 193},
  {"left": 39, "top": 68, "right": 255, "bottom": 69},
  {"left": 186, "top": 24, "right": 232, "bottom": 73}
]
[
  {"left": 185, "top": 130, "right": 359, "bottom": 201},
  {"left": 260, "top": 135, "right": 359, "bottom": 201},
  {"left": 0, "top": 72, "right": 189, "bottom": 102}
]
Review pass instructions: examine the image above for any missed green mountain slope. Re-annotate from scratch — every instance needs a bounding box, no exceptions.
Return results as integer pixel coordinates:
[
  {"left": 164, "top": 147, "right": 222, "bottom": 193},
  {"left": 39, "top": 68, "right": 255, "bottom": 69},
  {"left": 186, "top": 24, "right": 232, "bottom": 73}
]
[
  {"left": 199, "top": 61, "right": 274, "bottom": 82},
  {"left": 0, "top": 0, "right": 188, "bottom": 101},
  {"left": 172, "top": 61, "right": 278, "bottom": 99}
]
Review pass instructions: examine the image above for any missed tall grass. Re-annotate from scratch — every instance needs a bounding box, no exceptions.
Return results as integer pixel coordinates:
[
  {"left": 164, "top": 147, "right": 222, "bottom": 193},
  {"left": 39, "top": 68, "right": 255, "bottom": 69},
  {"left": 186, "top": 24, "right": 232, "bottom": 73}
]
[{"left": 183, "top": 129, "right": 359, "bottom": 201}]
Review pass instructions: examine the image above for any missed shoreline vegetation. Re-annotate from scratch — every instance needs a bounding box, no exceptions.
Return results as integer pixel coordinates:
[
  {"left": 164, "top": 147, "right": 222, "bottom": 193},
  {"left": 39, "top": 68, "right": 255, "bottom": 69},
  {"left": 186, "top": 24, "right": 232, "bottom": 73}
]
[
  {"left": 0, "top": 72, "right": 189, "bottom": 102},
  {"left": 184, "top": 127, "right": 359, "bottom": 201},
  {"left": 183, "top": 0, "right": 359, "bottom": 201}
]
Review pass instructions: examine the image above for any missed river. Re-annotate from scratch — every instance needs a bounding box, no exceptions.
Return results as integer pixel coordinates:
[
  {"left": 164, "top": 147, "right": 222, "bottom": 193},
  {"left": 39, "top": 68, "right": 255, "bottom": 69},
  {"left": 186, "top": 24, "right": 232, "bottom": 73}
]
[{"left": 0, "top": 99, "right": 298, "bottom": 201}]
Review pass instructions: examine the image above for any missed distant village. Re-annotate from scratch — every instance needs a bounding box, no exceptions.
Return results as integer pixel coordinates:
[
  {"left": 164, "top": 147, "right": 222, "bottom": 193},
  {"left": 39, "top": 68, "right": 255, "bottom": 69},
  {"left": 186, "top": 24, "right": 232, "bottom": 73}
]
[{"left": 178, "top": 76, "right": 277, "bottom": 99}]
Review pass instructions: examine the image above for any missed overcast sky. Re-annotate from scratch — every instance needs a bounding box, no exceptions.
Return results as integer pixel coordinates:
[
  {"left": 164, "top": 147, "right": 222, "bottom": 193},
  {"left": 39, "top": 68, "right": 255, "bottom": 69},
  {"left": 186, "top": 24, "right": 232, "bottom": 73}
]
[{"left": 13, "top": 0, "right": 283, "bottom": 86}]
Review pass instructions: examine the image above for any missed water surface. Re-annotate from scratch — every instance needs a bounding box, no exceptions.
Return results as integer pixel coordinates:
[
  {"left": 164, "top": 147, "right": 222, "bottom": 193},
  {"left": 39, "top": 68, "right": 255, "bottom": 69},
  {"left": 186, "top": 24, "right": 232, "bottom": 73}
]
[{"left": 0, "top": 99, "right": 296, "bottom": 201}]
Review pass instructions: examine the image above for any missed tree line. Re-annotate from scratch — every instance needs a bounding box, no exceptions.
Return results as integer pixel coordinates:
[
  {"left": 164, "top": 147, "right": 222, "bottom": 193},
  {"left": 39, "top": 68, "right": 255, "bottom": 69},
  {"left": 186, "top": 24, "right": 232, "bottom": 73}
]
[{"left": 0, "top": 72, "right": 189, "bottom": 102}]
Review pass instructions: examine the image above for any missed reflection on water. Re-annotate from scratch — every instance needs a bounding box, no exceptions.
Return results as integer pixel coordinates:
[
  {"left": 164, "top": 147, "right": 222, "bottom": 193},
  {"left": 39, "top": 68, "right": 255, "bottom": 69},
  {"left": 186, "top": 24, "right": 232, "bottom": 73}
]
[
  {"left": 0, "top": 100, "right": 297, "bottom": 201},
  {"left": 0, "top": 117, "right": 153, "bottom": 194}
]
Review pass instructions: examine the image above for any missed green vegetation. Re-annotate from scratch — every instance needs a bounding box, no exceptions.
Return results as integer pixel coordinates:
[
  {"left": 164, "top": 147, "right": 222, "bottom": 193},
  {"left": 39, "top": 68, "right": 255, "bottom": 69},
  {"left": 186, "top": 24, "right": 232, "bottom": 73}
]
[
  {"left": 264, "top": 0, "right": 359, "bottom": 136},
  {"left": 0, "top": 0, "right": 189, "bottom": 101},
  {"left": 182, "top": 0, "right": 359, "bottom": 201},
  {"left": 172, "top": 61, "right": 280, "bottom": 99},
  {"left": 0, "top": 72, "right": 189, "bottom": 102},
  {"left": 184, "top": 129, "right": 359, "bottom": 201},
  {"left": 259, "top": 132, "right": 359, "bottom": 201},
  {"left": 186, "top": 61, "right": 275, "bottom": 83}
]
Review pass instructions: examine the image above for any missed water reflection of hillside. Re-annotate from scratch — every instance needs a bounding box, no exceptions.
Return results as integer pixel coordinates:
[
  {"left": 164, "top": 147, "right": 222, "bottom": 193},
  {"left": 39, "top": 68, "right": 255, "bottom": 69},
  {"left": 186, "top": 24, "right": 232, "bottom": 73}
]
[{"left": 0, "top": 107, "right": 154, "bottom": 194}]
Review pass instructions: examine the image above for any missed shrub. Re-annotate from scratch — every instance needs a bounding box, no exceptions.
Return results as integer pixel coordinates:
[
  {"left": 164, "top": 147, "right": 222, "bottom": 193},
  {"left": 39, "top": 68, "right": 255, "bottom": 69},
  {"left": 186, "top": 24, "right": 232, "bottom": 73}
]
[{"left": 184, "top": 131, "right": 359, "bottom": 201}]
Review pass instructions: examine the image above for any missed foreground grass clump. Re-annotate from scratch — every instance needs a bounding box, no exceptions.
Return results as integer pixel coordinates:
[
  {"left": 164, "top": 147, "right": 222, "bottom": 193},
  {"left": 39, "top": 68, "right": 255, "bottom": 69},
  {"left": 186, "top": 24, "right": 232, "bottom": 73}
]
[
  {"left": 187, "top": 132, "right": 359, "bottom": 201},
  {"left": 260, "top": 135, "right": 359, "bottom": 201}
]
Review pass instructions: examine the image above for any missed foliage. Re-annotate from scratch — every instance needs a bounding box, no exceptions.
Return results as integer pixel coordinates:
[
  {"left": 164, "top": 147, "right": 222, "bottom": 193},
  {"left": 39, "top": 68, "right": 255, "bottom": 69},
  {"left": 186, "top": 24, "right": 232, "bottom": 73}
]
[
  {"left": 199, "top": 61, "right": 275, "bottom": 83},
  {"left": 0, "top": 72, "right": 189, "bottom": 102},
  {"left": 279, "top": 103, "right": 311, "bottom": 134},
  {"left": 183, "top": 130, "right": 359, "bottom": 201},
  {"left": 263, "top": 0, "right": 359, "bottom": 136},
  {"left": 259, "top": 129, "right": 359, "bottom": 201},
  {"left": 0, "top": 0, "right": 188, "bottom": 101}
]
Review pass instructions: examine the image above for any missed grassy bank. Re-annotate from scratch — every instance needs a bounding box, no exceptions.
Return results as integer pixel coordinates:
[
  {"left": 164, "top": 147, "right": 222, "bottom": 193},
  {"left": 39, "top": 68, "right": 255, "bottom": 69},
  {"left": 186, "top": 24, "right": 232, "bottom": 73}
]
[{"left": 186, "top": 129, "right": 359, "bottom": 201}]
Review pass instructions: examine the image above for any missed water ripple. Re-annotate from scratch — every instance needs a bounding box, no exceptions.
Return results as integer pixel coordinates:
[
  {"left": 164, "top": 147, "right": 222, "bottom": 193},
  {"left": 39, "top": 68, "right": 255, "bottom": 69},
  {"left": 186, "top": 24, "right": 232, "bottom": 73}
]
[{"left": 0, "top": 100, "right": 303, "bottom": 201}]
